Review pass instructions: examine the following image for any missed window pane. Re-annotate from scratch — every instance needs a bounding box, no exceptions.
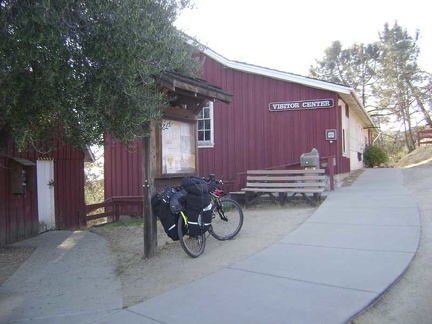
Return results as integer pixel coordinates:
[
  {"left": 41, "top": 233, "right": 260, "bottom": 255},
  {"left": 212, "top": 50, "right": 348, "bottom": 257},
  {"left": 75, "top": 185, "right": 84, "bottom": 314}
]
[
  {"left": 204, "top": 120, "right": 210, "bottom": 129},
  {"left": 203, "top": 108, "right": 210, "bottom": 119},
  {"left": 198, "top": 120, "right": 204, "bottom": 130}
]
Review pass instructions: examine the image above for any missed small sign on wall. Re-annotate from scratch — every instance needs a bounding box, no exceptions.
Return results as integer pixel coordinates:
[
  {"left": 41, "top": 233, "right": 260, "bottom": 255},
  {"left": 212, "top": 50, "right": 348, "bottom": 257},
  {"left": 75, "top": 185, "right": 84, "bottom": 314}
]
[{"left": 325, "top": 129, "right": 337, "bottom": 141}]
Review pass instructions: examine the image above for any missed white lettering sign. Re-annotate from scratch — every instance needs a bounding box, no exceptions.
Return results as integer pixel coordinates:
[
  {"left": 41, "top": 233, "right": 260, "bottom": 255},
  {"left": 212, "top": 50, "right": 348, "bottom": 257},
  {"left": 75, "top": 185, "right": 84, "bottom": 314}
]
[{"left": 269, "top": 99, "right": 334, "bottom": 111}]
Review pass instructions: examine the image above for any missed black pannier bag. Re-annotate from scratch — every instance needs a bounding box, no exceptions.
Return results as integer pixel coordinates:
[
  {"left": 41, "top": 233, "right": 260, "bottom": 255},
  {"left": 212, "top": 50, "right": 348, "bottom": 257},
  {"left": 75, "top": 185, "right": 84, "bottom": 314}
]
[
  {"left": 151, "top": 187, "right": 180, "bottom": 241},
  {"left": 188, "top": 206, "right": 213, "bottom": 236},
  {"left": 182, "top": 177, "right": 212, "bottom": 235}
]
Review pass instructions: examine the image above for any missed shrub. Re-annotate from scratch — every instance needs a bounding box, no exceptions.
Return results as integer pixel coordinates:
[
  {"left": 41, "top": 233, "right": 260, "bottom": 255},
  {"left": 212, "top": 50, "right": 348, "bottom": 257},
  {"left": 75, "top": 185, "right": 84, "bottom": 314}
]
[{"left": 364, "top": 145, "right": 389, "bottom": 167}]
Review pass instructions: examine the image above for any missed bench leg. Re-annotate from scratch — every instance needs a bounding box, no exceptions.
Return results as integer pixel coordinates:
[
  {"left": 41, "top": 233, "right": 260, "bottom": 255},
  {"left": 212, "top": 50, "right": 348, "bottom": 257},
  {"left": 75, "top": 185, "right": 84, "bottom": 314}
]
[
  {"left": 279, "top": 192, "right": 287, "bottom": 206},
  {"left": 245, "top": 192, "right": 253, "bottom": 208},
  {"left": 245, "top": 192, "right": 262, "bottom": 208},
  {"left": 301, "top": 193, "right": 317, "bottom": 206}
]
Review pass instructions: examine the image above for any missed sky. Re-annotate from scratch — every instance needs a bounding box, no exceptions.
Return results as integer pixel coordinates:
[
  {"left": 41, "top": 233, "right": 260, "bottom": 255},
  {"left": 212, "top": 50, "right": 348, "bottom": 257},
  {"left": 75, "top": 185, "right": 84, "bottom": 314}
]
[{"left": 174, "top": 0, "right": 432, "bottom": 76}]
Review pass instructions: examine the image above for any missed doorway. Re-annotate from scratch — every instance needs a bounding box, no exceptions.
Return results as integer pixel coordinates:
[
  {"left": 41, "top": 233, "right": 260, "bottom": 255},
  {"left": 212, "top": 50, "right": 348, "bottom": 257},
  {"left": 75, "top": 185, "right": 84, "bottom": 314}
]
[{"left": 37, "top": 160, "right": 55, "bottom": 232}]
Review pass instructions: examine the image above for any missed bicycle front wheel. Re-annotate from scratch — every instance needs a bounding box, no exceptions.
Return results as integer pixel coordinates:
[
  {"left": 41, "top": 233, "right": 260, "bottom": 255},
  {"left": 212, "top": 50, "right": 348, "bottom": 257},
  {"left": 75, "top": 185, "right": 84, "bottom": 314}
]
[
  {"left": 177, "top": 213, "right": 206, "bottom": 258},
  {"left": 210, "top": 198, "right": 244, "bottom": 240}
]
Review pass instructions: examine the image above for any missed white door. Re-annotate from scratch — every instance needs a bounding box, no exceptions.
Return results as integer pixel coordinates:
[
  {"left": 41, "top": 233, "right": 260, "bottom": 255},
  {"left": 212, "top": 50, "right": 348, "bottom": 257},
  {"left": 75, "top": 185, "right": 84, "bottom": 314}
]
[{"left": 37, "top": 160, "right": 55, "bottom": 233}]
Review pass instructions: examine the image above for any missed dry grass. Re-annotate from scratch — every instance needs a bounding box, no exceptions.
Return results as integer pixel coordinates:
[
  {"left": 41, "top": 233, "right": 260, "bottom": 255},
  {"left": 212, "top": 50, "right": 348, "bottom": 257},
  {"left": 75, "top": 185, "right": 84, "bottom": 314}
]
[{"left": 396, "top": 145, "right": 432, "bottom": 168}]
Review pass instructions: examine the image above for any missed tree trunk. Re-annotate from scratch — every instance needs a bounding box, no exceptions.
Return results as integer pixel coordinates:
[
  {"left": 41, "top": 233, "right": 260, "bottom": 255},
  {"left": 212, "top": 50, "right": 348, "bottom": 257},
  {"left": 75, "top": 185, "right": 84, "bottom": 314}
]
[{"left": 406, "top": 79, "right": 432, "bottom": 127}]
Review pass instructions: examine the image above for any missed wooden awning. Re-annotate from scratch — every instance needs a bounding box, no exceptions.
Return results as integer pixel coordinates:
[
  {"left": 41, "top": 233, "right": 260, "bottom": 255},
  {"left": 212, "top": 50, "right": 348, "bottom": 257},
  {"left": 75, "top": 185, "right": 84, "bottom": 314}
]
[
  {"left": 158, "top": 71, "right": 233, "bottom": 113},
  {"left": 11, "top": 157, "right": 35, "bottom": 166}
]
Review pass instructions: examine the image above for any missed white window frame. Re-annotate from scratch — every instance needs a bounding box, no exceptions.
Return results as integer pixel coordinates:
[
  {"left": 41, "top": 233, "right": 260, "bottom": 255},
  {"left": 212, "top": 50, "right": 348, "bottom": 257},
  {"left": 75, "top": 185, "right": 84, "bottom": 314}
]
[
  {"left": 197, "top": 101, "right": 214, "bottom": 148},
  {"left": 339, "top": 99, "right": 350, "bottom": 157}
]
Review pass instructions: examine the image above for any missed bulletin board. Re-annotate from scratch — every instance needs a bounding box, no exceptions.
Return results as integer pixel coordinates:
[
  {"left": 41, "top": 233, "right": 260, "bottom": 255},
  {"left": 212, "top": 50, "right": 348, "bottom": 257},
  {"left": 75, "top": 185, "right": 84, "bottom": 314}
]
[{"left": 161, "top": 119, "right": 196, "bottom": 174}]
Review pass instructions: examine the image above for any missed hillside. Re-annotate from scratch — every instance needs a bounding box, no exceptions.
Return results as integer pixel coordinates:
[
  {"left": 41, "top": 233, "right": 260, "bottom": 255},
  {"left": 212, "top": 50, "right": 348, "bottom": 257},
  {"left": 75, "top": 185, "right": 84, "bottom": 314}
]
[{"left": 396, "top": 145, "right": 432, "bottom": 168}]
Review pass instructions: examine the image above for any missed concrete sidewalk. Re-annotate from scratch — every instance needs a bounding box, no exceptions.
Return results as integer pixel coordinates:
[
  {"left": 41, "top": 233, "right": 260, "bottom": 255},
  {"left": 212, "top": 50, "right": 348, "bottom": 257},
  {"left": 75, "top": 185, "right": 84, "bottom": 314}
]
[
  {"left": 0, "top": 231, "right": 123, "bottom": 323},
  {"left": 0, "top": 168, "right": 420, "bottom": 323}
]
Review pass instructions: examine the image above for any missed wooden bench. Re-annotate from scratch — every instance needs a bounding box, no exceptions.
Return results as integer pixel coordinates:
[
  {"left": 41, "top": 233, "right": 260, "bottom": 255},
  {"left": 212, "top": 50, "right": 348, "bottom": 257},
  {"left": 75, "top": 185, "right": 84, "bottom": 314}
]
[{"left": 241, "top": 169, "right": 326, "bottom": 207}]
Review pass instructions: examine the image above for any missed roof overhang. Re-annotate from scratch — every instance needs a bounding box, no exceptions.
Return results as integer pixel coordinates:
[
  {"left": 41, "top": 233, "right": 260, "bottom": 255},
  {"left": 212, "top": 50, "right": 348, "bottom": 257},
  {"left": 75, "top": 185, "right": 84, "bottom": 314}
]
[
  {"left": 11, "top": 157, "right": 35, "bottom": 166},
  {"left": 158, "top": 71, "right": 232, "bottom": 115},
  {"left": 338, "top": 91, "right": 378, "bottom": 134}
]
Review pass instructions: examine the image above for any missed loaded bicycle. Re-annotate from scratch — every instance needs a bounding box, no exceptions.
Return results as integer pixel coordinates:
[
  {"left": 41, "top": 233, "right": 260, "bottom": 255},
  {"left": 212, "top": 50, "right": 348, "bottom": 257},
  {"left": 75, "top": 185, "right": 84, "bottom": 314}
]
[
  {"left": 177, "top": 174, "right": 244, "bottom": 257},
  {"left": 155, "top": 174, "right": 244, "bottom": 258}
]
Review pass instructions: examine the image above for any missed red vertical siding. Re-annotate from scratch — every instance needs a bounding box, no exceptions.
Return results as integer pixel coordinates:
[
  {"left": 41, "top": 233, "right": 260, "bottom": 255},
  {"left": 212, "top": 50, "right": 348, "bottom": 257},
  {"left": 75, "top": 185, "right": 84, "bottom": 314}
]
[
  {"left": 199, "top": 54, "right": 349, "bottom": 191},
  {"left": 0, "top": 140, "right": 86, "bottom": 246},
  {"left": 104, "top": 135, "right": 143, "bottom": 200},
  {"left": 55, "top": 158, "right": 85, "bottom": 229}
]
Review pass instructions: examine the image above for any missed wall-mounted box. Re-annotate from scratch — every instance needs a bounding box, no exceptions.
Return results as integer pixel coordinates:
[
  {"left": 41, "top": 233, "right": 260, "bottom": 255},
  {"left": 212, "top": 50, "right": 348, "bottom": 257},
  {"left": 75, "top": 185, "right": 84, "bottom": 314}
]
[{"left": 9, "top": 157, "right": 35, "bottom": 195}]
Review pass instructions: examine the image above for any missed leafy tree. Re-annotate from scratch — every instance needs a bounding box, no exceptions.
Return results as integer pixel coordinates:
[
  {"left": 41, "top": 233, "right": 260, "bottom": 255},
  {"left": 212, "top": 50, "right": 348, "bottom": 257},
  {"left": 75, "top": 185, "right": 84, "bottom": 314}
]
[
  {"left": 0, "top": 0, "right": 200, "bottom": 151},
  {"left": 309, "top": 41, "right": 379, "bottom": 109},
  {"left": 310, "top": 22, "right": 432, "bottom": 153},
  {"left": 374, "top": 22, "right": 432, "bottom": 152},
  {"left": 374, "top": 130, "right": 408, "bottom": 164},
  {"left": 84, "top": 160, "right": 104, "bottom": 205}
]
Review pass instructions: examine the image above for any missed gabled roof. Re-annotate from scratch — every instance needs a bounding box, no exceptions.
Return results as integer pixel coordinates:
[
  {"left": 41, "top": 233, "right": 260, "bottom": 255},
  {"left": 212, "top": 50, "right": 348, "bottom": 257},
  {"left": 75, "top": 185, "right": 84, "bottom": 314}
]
[{"left": 198, "top": 44, "right": 377, "bottom": 132}]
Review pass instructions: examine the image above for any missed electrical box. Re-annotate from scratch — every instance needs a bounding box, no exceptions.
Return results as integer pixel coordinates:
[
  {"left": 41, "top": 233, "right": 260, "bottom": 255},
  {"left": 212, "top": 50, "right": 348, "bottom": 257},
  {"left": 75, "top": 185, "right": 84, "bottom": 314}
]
[{"left": 300, "top": 148, "right": 320, "bottom": 168}]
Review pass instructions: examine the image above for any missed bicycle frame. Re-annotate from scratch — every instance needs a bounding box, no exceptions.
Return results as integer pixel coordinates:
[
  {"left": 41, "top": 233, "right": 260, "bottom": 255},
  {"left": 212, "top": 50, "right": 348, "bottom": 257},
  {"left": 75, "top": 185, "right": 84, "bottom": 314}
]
[{"left": 180, "top": 210, "right": 188, "bottom": 226}]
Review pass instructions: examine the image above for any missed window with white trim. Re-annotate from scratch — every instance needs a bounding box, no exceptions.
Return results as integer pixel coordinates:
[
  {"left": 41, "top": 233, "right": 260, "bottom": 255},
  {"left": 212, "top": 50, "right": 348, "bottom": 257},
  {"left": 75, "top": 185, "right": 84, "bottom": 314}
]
[
  {"left": 197, "top": 101, "right": 214, "bottom": 147},
  {"left": 339, "top": 99, "right": 350, "bottom": 157}
]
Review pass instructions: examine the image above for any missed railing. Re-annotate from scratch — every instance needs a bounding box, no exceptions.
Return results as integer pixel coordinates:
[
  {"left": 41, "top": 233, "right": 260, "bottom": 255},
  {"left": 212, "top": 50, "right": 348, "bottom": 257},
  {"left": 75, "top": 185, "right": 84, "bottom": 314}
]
[
  {"left": 417, "top": 129, "right": 432, "bottom": 146},
  {"left": 232, "top": 156, "right": 336, "bottom": 192},
  {"left": 86, "top": 196, "right": 143, "bottom": 222}
]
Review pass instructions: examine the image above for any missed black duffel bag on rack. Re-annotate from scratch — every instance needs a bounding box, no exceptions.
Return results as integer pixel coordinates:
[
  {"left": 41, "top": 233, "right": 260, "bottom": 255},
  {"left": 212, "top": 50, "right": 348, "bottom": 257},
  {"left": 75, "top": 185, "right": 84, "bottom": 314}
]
[
  {"left": 181, "top": 177, "right": 212, "bottom": 235},
  {"left": 181, "top": 176, "right": 209, "bottom": 196}
]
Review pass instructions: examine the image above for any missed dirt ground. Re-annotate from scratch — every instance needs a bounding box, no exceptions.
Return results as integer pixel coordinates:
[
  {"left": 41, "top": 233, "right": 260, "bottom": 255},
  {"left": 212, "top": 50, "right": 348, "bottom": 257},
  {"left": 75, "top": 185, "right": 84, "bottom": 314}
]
[
  {"left": 0, "top": 246, "right": 35, "bottom": 286},
  {"left": 89, "top": 203, "right": 316, "bottom": 307}
]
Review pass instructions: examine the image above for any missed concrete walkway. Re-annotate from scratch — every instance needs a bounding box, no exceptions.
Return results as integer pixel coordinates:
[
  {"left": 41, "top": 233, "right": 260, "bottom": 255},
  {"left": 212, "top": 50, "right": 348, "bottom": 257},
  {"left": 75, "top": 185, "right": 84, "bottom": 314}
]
[
  {"left": 0, "top": 231, "right": 123, "bottom": 323},
  {"left": 0, "top": 168, "right": 420, "bottom": 323}
]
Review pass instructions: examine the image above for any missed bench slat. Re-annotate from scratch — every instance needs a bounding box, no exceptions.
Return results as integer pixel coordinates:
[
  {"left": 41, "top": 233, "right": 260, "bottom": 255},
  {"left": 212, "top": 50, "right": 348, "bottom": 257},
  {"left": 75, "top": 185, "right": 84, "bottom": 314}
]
[
  {"left": 247, "top": 169, "right": 325, "bottom": 175},
  {"left": 242, "top": 188, "right": 324, "bottom": 193},
  {"left": 245, "top": 182, "right": 325, "bottom": 188},
  {"left": 247, "top": 175, "right": 325, "bottom": 181},
  {"left": 242, "top": 169, "right": 326, "bottom": 207}
]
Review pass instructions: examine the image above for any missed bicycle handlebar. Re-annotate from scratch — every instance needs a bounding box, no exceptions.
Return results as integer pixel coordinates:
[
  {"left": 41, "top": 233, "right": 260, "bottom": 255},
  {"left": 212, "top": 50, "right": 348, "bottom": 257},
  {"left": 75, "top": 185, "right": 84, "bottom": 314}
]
[{"left": 206, "top": 174, "right": 223, "bottom": 185}]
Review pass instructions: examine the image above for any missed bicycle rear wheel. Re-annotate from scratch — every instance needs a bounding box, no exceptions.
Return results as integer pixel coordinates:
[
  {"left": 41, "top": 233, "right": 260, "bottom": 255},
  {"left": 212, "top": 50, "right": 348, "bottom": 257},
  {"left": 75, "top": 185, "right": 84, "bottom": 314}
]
[
  {"left": 177, "top": 212, "right": 206, "bottom": 258},
  {"left": 210, "top": 197, "right": 244, "bottom": 240}
]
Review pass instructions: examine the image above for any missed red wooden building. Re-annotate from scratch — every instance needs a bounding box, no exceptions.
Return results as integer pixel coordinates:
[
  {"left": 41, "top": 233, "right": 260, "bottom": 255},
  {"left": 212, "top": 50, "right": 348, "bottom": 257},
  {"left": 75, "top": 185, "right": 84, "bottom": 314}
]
[
  {"left": 196, "top": 47, "right": 377, "bottom": 192},
  {"left": 104, "top": 46, "right": 377, "bottom": 199},
  {"left": 0, "top": 140, "right": 93, "bottom": 246}
]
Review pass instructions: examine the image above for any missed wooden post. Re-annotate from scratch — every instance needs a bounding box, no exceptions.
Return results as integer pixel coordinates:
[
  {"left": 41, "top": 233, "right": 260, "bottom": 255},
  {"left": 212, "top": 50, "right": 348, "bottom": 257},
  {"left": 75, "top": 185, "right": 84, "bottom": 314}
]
[
  {"left": 328, "top": 156, "right": 335, "bottom": 191},
  {"left": 142, "top": 127, "right": 157, "bottom": 258}
]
